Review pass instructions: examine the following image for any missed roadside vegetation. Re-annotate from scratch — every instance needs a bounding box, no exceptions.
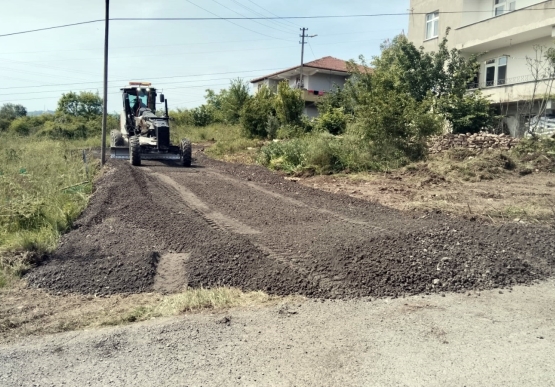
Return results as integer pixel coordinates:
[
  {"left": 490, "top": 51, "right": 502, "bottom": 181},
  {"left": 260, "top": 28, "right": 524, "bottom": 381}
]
[
  {"left": 171, "top": 33, "right": 500, "bottom": 175},
  {"left": 0, "top": 93, "right": 108, "bottom": 287},
  {"left": 0, "top": 285, "right": 286, "bottom": 343}
]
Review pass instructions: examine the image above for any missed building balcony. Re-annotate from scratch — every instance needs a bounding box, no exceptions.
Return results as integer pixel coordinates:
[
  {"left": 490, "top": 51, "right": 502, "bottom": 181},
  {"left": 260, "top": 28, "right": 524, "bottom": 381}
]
[
  {"left": 454, "top": 1, "right": 555, "bottom": 53},
  {"left": 468, "top": 74, "right": 555, "bottom": 103},
  {"left": 302, "top": 90, "right": 326, "bottom": 103}
]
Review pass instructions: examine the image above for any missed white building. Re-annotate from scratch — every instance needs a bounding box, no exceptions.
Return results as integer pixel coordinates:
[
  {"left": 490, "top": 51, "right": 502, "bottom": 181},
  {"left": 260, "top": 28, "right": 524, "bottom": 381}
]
[
  {"left": 251, "top": 56, "right": 354, "bottom": 117},
  {"left": 408, "top": 0, "right": 555, "bottom": 136}
]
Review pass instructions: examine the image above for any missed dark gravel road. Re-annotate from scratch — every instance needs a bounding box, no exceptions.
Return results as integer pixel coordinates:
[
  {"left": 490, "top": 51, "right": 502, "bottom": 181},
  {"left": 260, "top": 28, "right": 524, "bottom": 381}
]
[{"left": 27, "top": 151, "right": 555, "bottom": 298}]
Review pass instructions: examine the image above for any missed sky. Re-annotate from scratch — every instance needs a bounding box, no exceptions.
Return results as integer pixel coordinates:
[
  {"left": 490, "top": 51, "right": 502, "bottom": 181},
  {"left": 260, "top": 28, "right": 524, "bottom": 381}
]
[{"left": 0, "top": 0, "right": 409, "bottom": 113}]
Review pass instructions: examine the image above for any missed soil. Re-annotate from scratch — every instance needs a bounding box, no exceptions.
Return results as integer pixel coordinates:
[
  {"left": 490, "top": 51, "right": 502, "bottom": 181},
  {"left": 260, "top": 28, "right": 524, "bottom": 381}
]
[
  {"left": 304, "top": 154, "right": 555, "bottom": 225},
  {"left": 26, "top": 151, "right": 555, "bottom": 299}
]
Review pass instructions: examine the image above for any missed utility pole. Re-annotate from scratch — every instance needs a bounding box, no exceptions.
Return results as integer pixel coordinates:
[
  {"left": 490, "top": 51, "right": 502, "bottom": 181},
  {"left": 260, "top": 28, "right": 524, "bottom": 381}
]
[
  {"left": 299, "top": 28, "right": 307, "bottom": 89},
  {"left": 299, "top": 28, "right": 317, "bottom": 89},
  {"left": 100, "top": 0, "right": 110, "bottom": 166}
]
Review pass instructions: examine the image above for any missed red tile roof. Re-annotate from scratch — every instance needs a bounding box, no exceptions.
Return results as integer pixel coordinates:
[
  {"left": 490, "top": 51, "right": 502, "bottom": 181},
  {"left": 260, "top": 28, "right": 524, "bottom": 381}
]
[{"left": 251, "top": 56, "right": 369, "bottom": 83}]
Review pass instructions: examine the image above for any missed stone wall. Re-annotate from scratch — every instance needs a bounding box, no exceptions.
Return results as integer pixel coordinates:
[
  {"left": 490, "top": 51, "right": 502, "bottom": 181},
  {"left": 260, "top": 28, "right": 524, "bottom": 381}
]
[{"left": 429, "top": 133, "right": 520, "bottom": 154}]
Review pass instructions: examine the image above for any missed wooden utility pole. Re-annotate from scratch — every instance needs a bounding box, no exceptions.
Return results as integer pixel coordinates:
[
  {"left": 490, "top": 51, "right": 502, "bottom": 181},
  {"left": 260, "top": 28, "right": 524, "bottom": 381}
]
[{"left": 100, "top": 0, "right": 110, "bottom": 166}]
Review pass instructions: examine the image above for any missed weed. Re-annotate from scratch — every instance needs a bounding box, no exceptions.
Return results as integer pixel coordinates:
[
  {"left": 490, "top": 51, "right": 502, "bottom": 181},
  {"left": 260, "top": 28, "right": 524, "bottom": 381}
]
[{"left": 0, "top": 135, "right": 99, "bottom": 284}]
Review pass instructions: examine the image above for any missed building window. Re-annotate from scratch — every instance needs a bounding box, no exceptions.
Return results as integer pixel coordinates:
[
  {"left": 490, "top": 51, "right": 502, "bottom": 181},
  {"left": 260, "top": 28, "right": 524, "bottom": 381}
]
[
  {"left": 497, "top": 57, "right": 507, "bottom": 85},
  {"left": 494, "top": 0, "right": 516, "bottom": 16},
  {"left": 485, "top": 57, "right": 508, "bottom": 87},
  {"left": 425, "top": 12, "right": 439, "bottom": 40}
]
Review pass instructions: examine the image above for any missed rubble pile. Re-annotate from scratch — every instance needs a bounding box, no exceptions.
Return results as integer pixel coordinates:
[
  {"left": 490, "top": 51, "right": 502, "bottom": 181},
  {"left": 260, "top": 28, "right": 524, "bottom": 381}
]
[{"left": 429, "top": 133, "right": 520, "bottom": 154}]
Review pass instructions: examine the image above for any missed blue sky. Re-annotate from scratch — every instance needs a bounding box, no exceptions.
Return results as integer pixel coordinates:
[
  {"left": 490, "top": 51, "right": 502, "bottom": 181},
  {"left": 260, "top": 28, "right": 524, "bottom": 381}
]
[{"left": 1, "top": 0, "right": 409, "bottom": 112}]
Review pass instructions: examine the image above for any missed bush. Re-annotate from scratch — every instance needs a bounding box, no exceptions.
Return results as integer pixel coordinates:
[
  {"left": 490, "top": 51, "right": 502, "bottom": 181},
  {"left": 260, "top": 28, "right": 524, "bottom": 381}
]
[
  {"left": 275, "top": 82, "right": 304, "bottom": 126},
  {"left": 315, "top": 108, "right": 348, "bottom": 135},
  {"left": 266, "top": 115, "right": 280, "bottom": 140},
  {"left": 171, "top": 109, "right": 194, "bottom": 127},
  {"left": 191, "top": 105, "right": 213, "bottom": 127},
  {"left": 258, "top": 133, "right": 399, "bottom": 175},
  {"left": 8, "top": 118, "right": 31, "bottom": 136},
  {"left": 240, "top": 86, "right": 275, "bottom": 138}
]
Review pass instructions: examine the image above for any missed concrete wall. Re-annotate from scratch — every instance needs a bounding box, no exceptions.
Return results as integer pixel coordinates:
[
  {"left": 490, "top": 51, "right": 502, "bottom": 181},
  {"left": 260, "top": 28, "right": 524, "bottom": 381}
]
[
  {"left": 305, "top": 73, "right": 346, "bottom": 92},
  {"left": 408, "top": 0, "right": 555, "bottom": 52},
  {"left": 408, "top": 0, "right": 463, "bottom": 50},
  {"left": 461, "top": 0, "right": 493, "bottom": 27},
  {"left": 461, "top": 0, "right": 547, "bottom": 26},
  {"left": 305, "top": 106, "right": 319, "bottom": 118},
  {"left": 478, "top": 36, "right": 554, "bottom": 91}
]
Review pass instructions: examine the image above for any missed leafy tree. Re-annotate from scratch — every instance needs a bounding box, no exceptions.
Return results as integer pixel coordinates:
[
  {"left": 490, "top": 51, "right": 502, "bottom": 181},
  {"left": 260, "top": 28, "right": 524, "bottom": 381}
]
[
  {"left": 317, "top": 85, "right": 354, "bottom": 117},
  {"left": 204, "top": 78, "right": 251, "bottom": 125},
  {"left": 221, "top": 78, "right": 251, "bottom": 124},
  {"left": 57, "top": 91, "right": 102, "bottom": 119},
  {"left": 240, "top": 85, "right": 275, "bottom": 138},
  {"left": 274, "top": 81, "right": 304, "bottom": 126},
  {"left": 0, "top": 103, "right": 27, "bottom": 131},
  {"left": 346, "top": 42, "right": 443, "bottom": 160},
  {"left": 347, "top": 32, "right": 494, "bottom": 135},
  {"left": 315, "top": 108, "right": 348, "bottom": 135},
  {"left": 191, "top": 105, "right": 213, "bottom": 127}
]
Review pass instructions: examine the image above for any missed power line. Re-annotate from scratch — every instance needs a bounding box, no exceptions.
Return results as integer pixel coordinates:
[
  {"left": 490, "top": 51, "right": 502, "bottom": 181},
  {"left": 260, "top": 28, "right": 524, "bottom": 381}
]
[
  {"left": 1, "top": 76, "right": 255, "bottom": 97},
  {"left": 0, "top": 82, "right": 232, "bottom": 103},
  {"left": 5, "top": 68, "right": 284, "bottom": 90},
  {"left": 228, "top": 0, "right": 296, "bottom": 30},
  {"left": 308, "top": 42, "right": 317, "bottom": 61},
  {"left": 0, "top": 28, "right": 402, "bottom": 57},
  {"left": 0, "top": 20, "right": 103, "bottom": 38},
  {"left": 3, "top": 9, "right": 554, "bottom": 38},
  {"left": 184, "top": 0, "right": 291, "bottom": 42},
  {"left": 1, "top": 38, "right": 388, "bottom": 66},
  {"left": 209, "top": 0, "right": 292, "bottom": 35},
  {"left": 242, "top": 0, "right": 300, "bottom": 28}
]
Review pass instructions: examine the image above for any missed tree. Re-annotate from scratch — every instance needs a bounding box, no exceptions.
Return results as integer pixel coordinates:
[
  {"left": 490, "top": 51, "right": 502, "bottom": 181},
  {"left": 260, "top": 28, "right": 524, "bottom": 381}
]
[
  {"left": 345, "top": 32, "right": 495, "bottom": 136},
  {"left": 221, "top": 78, "right": 251, "bottom": 124},
  {"left": 57, "top": 91, "right": 102, "bottom": 119},
  {"left": 274, "top": 81, "right": 304, "bottom": 126},
  {"left": 522, "top": 45, "right": 555, "bottom": 136},
  {"left": 0, "top": 103, "right": 27, "bottom": 131},
  {"left": 240, "top": 85, "right": 276, "bottom": 138},
  {"left": 204, "top": 78, "right": 251, "bottom": 124}
]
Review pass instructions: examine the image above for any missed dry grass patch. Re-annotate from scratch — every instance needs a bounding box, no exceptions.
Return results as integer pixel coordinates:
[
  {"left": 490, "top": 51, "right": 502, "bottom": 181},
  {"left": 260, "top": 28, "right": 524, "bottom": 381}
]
[{"left": 0, "top": 284, "right": 287, "bottom": 344}]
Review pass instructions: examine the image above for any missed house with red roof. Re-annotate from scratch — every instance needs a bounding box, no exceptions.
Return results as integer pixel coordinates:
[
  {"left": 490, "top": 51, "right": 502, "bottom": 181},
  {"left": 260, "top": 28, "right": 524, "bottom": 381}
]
[{"left": 251, "top": 56, "right": 359, "bottom": 118}]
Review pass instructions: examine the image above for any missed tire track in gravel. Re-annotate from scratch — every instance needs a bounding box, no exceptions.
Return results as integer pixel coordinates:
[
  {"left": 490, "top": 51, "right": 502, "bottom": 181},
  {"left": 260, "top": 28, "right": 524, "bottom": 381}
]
[
  {"left": 146, "top": 167, "right": 347, "bottom": 294},
  {"left": 204, "top": 170, "right": 387, "bottom": 231},
  {"left": 147, "top": 169, "right": 260, "bottom": 235}
]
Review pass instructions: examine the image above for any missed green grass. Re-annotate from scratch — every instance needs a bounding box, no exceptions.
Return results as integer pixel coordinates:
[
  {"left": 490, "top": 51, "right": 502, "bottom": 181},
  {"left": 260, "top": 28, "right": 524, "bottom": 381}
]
[
  {"left": 101, "top": 287, "right": 276, "bottom": 326},
  {"left": 258, "top": 133, "right": 404, "bottom": 175},
  {"left": 0, "top": 135, "right": 99, "bottom": 286},
  {"left": 172, "top": 123, "right": 261, "bottom": 161}
]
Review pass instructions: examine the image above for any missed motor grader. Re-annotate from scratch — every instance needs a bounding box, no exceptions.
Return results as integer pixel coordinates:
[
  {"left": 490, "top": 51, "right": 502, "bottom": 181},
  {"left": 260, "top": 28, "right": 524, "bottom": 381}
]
[{"left": 110, "top": 82, "right": 192, "bottom": 166}]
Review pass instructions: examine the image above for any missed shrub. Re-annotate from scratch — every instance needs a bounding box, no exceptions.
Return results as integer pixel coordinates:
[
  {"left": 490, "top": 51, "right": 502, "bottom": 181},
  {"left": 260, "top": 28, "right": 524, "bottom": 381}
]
[
  {"left": 315, "top": 108, "right": 348, "bottom": 135},
  {"left": 191, "top": 105, "right": 213, "bottom": 127},
  {"left": 240, "top": 86, "right": 275, "bottom": 138},
  {"left": 259, "top": 133, "right": 399, "bottom": 175},
  {"left": 275, "top": 82, "right": 304, "bottom": 126},
  {"left": 266, "top": 115, "right": 280, "bottom": 140},
  {"left": 8, "top": 117, "right": 31, "bottom": 136}
]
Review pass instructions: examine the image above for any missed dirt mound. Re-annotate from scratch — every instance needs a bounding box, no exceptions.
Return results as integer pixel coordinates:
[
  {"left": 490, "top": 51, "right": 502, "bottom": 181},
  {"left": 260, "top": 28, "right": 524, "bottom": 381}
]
[{"left": 26, "top": 155, "right": 555, "bottom": 299}]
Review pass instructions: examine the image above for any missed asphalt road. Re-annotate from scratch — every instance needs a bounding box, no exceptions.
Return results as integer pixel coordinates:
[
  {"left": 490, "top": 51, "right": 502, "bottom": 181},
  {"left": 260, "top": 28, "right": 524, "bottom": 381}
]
[{"left": 2, "top": 280, "right": 555, "bottom": 387}]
